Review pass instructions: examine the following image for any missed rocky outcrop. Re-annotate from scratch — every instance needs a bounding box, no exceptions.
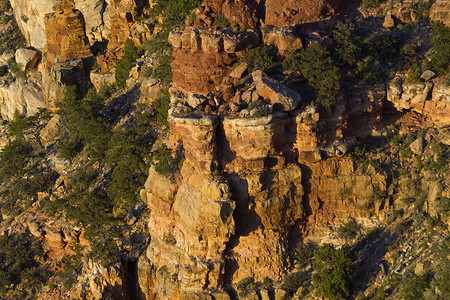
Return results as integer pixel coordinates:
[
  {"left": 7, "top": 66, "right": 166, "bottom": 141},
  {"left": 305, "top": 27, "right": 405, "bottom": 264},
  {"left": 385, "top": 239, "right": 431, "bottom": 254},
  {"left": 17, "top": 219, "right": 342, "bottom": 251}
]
[
  {"left": 387, "top": 78, "right": 450, "bottom": 126},
  {"left": 43, "top": 1, "right": 92, "bottom": 66},
  {"left": 15, "top": 48, "right": 40, "bottom": 71},
  {"left": 74, "top": 0, "right": 105, "bottom": 44},
  {"left": 0, "top": 74, "right": 45, "bottom": 121},
  {"left": 11, "top": 0, "right": 150, "bottom": 50},
  {"left": 264, "top": 0, "right": 343, "bottom": 27},
  {"left": 304, "top": 158, "right": 388, "bottom": 244},
  {"left": 262, "top": 26, "right": 303, "bottom": 54},
  {"left": 169, "top": 27, "right": 259, "bottom": 98},
  {"left": 204, "top": 0, "right": 260, "bottom": 28},
  {"left": 430, "top": 0, "right": 450, "bottom": 26},
  {"left": 42, "top": 57, "right": 94, "bottom": 105},
  {"left": 200, "top": 0, "right": 343, "bottom": 28},
  {"left": 252, "top": 70, "right": 301, "bottom": 111},
  {"left": 10, "top": 0, "right": 55, "bottom": 49},
  {"left": 140, "top": 76, "right": 391, "bottom": 297}
]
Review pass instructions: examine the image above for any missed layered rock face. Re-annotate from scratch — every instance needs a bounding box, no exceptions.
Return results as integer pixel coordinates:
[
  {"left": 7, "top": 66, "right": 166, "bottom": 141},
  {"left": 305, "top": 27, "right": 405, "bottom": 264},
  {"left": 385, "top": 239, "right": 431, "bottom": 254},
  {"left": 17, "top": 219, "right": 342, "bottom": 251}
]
[
  {"left": 10, "top": 0, "right": 149, "bottom": 50},
  {"left": 9, "top": 0, "right": 152, "bottom": 106},
  {"left": 140, "top": 110, "right": 306, "bottom": 297},
  {"left": 387, "top": 77, "right": 450, "bottom": 126},
  {"left": 169, "top": 27, "right": 259, "bottom": 98},
  {"left": 43, "top": 1, "right": 92, "bottom": 65},
  {"left": 137, "top": 6, "right": 417, "bottom": 295},
  {"left": 140, "top": 70, "right": 390, "bottom": 298},
  {"left": 198, "top": 0, "right": 343, "bottom": 28}
]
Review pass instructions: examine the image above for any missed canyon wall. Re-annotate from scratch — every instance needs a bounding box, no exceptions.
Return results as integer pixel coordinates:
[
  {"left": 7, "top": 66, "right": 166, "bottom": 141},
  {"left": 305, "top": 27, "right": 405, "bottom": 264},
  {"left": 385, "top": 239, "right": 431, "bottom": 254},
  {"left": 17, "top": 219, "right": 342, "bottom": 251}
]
[
  {"left": 137, "top": 2, "right": 450, "bottom": 297},
  {"left": 3, "top": 0, "right": 449, "bottom": 298}
]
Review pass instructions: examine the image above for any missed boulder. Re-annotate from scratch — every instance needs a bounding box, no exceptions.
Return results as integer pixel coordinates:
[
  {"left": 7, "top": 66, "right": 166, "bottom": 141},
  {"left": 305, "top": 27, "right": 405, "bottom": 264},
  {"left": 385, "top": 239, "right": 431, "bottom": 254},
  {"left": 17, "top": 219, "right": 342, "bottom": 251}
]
[
  {"left": 28, "top": 222, "right": 43, "bottom": 238},
  {"left": 186, "top": 93, "right": 208, "bottom": 109},
  {"left": 383, "top": 13, "right": 395, "bottom": 28},
  {"left": 15, "top": 48, "right": 40, "bottom": 71},
  {"left": 229, "top": 62, "right": 247, "bottom": 79},
  {"left": 409, "top": 137, "right": 424, "bottom": 155},
  {"left": 414, "top": 263, "right": 424, "bottom": 276},
  {"left": 437, "top": 128, "right": 450, "bottom": 146},
  {"left": 430, "top": 0, "right": 450, "bottom": 26},
  {"left": 421, "top": 70, "right": 436, "bottom": 81},
  {"left": 140, "top": 78, "right": 163, "bottom": 104},
  {"left": 263, "top": 26, "right": 303, "bottom": 53},
  {"left": 39, "top": 114, "right": 61, "bottom": 145},
  {"left": 90, "top": 72, "right": 116, "bottom": 91},
  {"left": 252, "top": 70, "right": 301, "bottom": 111}
]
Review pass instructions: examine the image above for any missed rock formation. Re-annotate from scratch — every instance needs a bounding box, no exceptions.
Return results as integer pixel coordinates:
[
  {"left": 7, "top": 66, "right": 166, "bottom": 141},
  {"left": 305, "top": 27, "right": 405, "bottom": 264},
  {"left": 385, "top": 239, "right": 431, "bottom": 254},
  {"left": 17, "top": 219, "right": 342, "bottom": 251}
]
[
  {"left": 264, "top": 0, "right": 343, "bottom": 27},
  {"left": 387, "top": 77, "right": 450, "bottom": 126},
  {"left": 1, "top": 0, "right": 449, "bottom": 298}
]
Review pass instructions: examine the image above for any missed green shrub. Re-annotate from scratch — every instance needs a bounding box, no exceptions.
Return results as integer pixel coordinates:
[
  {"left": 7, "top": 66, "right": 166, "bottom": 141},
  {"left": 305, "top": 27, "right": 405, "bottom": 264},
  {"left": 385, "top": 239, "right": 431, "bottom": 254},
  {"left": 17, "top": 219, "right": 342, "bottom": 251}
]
[
  {"left": 401, "top": 44, "right": 420, "bottom": 70},
  {"left": 338, "top": 218, "right": 360, "bottom": 241},
  {"left": 0, "top": 234, "right": 47, "bottom": 296},
  {"left": 427, "top": 259, "right": 450, "bottom": 298},
  {"left": 8, "top": 110, "right": 31, "bottom": 138},
  {"left": 57, "top": 86, "right": 111, "bottom": 160},
  {"left": 282, "top": 51, "right": 302, "bottom": 71},
  {"left": 429, "top": 21, "right": 450, "bottom": 75},
  {"left": 89, "top": 236, "right": 119, "bottom": 267},
  {"left": 8, "top": 58, "right": 26, "bottom": 80},
  {"left": 401, "top": 272, "right": 432, "bottom": 300},
  {"left": 436, "top": 197, "right": 449, "bottom": 216},
  {"left": 406, "top": 64, "right": 421, "bottom": 83},
  {"left": 156, "top": 89, "right": 170, "bottom": 128},
  {"left": 0, "top": 13, "right": 26, "bottom": 55},
  {"left": 55, "top": 252, "right": 83, "bottom": 290},
  {"left": 66, "top": 193, "right": 114, "bottom": 229},
  {"left": 241, "top": 45, "right": 277, "bottom": 74},
  {"left": 356, "top": 56, "right": 382, "bottom": 84},
  {"left": 214, "top": 13, "right": 229, "bottom": 27},
  {"left": 28, "top": 172, "right": 54, "bottom": 197},
  {"left": 236, "top": 277, "right": 254, "bottom": 289},
  {"left": 139, "top": 65, "right": 153, "bottom": 78},
  {"left": 56, "top": 137, "right": 82, "bottom": 160},
  {"left": 363, "top": 31, "right": 402, "bottom": 65},
  {"left": 333, "top": 22, "right": 362, "bottom": 66},
  {"left": 263, "top": 276, "right": 273, "bottom": 286},
  {"left": 105, "top": 127, "right": 151, "bottom": 209},
  {"left": 361, "top": 0, "right": 383, "bottom": 10},
  {"left": 115, "top": 40, "right": 142, "bottom": 89},
  {"left": 144, "top": 34, "right": 172, "bottom": 55},
  {"left": 150, "top": 0, "right": 202, "bottom": 31},
  {"left": 295, "top": 43, "right": 341, "bottom": 107},
  {"left": 0, "top": 139, "right": 34, "bottom": 180},
  {"left": 409, "top": 1, "right": 431, "bottom": 21},
  {"left": 0, "top": 65, "right": 7, "bottom": 77},
  {"left": 153, "top": 144, "right": 183, "bottom": 177},
  {"left": 294, "top": 243, "right": 316, "bottom": 267},
  {"left": 282, "top": 271, "right": 308, "bottom": 294},
  {"left": 153, "top": 54, "right": 173, "bottom": 85},
  {"left": 247, "top": 100, "right": 268, "bottom": 117},
  {"left": 312, "top": 244, "right": 353, "bottom": 300},
  {"left": 0, "top": 0, "right": 11, "bottom": 11}
]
